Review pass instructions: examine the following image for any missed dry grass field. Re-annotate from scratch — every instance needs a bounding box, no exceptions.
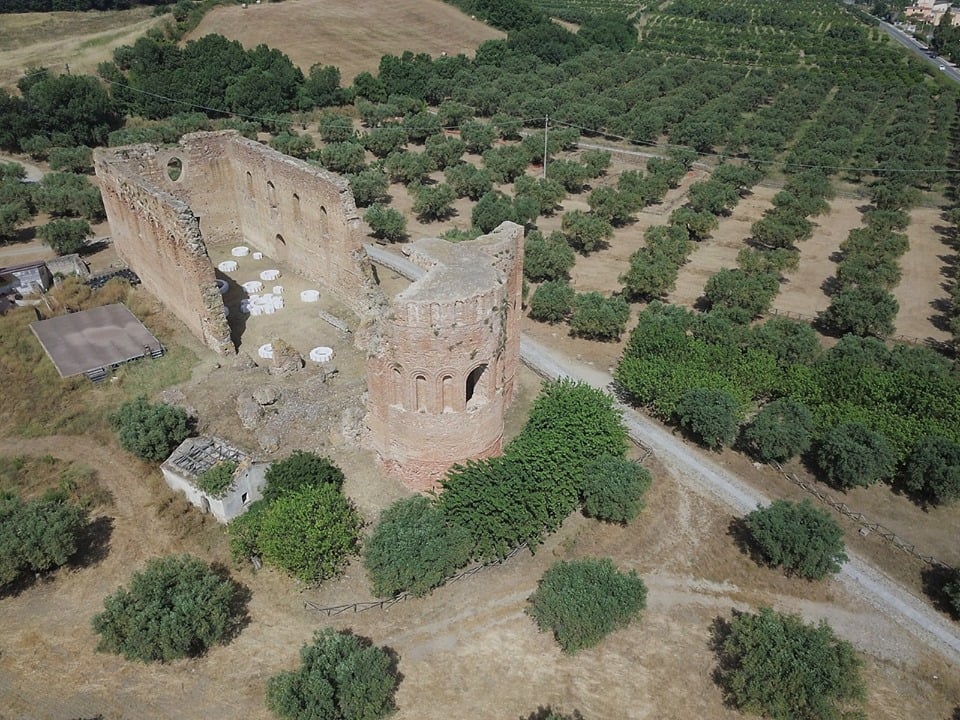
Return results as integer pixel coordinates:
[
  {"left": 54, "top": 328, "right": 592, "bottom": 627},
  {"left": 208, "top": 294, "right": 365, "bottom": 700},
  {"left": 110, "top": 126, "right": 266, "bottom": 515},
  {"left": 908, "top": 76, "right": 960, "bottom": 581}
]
[
  {"left": 186, "top": 0, "right": 504, "bottom": 84},
  {"left": 0, "top": 6, "right": 160, "bottom": 89}
]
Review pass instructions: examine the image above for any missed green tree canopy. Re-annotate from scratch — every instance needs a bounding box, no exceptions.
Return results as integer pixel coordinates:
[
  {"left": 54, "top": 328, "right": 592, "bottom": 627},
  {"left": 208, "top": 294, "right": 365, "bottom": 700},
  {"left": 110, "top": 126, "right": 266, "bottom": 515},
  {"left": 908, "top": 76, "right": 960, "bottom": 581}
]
[
  {"left": 346, "top": 167, "right": 389, "bottom": 207},
  {"left": 675, "top": 388, "right": 740, "bottom": 449},
  {"left": 528, "top": 280, "right": 575, "bottom": 323},
  {"left": 253, "top": 484, "right": 361, "bottom": 583},
  {"left": 562, "top": 210, "right": 613, "bottom": 253},
  {"left": 714, "top": 608, "right": 864, "bottom": 720},
  {"left": 263, "top": 451, "right": 344, "bottom": 502},
  {"left": 741, "top": 399, "right": 815, "bottom": 463},
  {"left": 445, "top": 162, "right": 493, "bottom": 200},
  {"left": 569, "top": 292, "right": 629, "bottom": 341},
  {"left": 361, "top": 126, "right": 408, "bottom": 158},
  {"left": 744, "top": 499, "right": 847, "bottom": 579},
  {"left": 903, "top": 435, "right": 960, "bottom": 506},
  {"left": 36, "top": 218, "right": 91, "bottom": 255},
  {"left": 815, "top": 422, "right": 897, "bottom": 489},
  {"left": 0, "top": 492, "right": 88, "bottom": 589},
  {"left": 363, "top": 495, "right": 472, "bottom": 598},
  {"left": 702, "top": 268, "right": 779, "bottom": 319},
  {"left": 110, "top": 397, "right": 191, "bottom": 463},
  {"left": 472, "top": 190, "right": 516, "bottom": 233},
  {"left": 527, "top": 557, "right": 647, "bottom": 654},
  {"left": 364, "top": 204, "right": 407, "bottom": 242},
  {"left": 266, "top": 628, "right": 400, "bottom": 720},
  {"left": 580, "top": 455, "right": 652, "bottom": 525},
  {"left": 818, "top": 286, "right": 898, "bottom": 337},
  {"left": 92, "top": 554, "right": 246, "bottom": 663},
  {"left": 523, "top": 230, "right": 575, "bottom": 282},
  {"left": 411, "top": 182, "right": 456, "bottom": 221}
]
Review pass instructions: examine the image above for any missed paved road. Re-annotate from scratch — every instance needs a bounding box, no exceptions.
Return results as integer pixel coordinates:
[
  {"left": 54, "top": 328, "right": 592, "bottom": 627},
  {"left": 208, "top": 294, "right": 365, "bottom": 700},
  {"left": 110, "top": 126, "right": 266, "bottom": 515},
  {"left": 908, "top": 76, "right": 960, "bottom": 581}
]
[
  {"left": 878, "top": 20, "right": 960, "bottom": 83},
  {"left": 366, "top": 243, "right": 960, "bottom": 665}
]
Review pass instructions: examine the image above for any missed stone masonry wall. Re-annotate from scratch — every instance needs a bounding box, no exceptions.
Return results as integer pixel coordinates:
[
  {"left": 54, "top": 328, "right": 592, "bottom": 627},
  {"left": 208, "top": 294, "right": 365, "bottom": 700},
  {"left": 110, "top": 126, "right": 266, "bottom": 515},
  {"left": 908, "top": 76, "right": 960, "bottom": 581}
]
[
  {"left": 95, "top": 146, "right": 232, "bottom": 354},
  {"left": 364, "top": 222, "right": 525, "bottom": 491}
]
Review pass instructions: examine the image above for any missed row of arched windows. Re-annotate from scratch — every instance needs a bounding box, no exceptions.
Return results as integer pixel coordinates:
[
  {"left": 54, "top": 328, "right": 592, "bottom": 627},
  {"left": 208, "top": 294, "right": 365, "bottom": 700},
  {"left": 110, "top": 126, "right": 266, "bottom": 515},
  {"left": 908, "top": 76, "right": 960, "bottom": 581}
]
[{"left": 391, "top": 363, "right": 490, "bottom": 413}]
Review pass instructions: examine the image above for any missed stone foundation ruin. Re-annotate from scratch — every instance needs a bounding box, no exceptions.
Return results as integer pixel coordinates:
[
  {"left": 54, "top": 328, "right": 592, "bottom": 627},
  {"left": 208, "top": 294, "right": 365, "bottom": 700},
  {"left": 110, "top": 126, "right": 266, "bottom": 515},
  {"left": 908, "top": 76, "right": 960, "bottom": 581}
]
[{"left": 94, "top": 130, "right": 523, "bottom": 490}]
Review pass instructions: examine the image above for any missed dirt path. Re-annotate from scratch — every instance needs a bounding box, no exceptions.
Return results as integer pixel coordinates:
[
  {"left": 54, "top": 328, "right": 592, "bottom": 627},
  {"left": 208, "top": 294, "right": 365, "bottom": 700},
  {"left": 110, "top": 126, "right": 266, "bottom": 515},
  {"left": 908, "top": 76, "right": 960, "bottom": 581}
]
[
  {"left": 893, "top": 205, "right": 953, "bottom": 342},
  {"left": 772, "top": 199, "right": 863, "bottom": 318}
]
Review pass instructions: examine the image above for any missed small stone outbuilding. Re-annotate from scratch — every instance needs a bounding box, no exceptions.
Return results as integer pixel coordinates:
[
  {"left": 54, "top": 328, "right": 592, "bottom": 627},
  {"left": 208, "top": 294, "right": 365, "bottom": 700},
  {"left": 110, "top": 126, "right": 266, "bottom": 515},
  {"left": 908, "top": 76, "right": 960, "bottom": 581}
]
[{"left": 161, "top": 436, "right": 268, "bottom": 523}]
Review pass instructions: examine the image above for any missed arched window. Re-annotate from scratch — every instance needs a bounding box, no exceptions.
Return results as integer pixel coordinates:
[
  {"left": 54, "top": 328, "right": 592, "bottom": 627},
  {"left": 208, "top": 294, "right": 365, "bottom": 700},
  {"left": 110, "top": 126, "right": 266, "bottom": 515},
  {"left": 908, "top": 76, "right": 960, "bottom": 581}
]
[
  {"left": 292, "top": 192, "right": 302, "bottom": 222},
  {"left": 266, "top": 180, "right": 277, "bottom": 207},
  {"left": 245, "top": 170, "right": 254, "bottom": 195},
  {"left": 466, "top": 364, "right": 487, "bottom": 405},
  {"left": 392, "top": 366, "right": 403, "bottom": 407},
  {"left": 415, "top": 374, "right": 428, "bottom": 412},
  {"left": 441, "top": 374, "right": 454, "bottom": 412}
]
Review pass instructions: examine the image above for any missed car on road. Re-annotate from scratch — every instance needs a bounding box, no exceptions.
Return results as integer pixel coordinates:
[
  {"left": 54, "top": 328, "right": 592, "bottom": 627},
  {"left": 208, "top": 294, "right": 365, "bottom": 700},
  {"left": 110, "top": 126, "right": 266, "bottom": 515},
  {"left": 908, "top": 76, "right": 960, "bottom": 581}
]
[{"left": 941, "top": 64, "right": 947, "bottom": 71}]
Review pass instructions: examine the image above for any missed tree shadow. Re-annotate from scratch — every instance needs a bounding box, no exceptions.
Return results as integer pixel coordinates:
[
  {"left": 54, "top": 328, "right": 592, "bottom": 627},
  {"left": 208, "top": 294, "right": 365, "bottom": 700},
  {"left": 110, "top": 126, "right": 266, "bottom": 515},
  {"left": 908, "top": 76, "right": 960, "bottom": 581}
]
[
  {"left": 521, "top": 707, "right": 585, "bottom": 720},
  {"left": 726, "top": 517, "right": 765, "bottom": 567},
  {"left": 920, "top": 564, "right": 960, "bottom": 619},
  {"left": 210, "top": 561, "right": 254, "bottom": 646},
  {"left": 69, "top": 515, "right": 114, "bottom": 570}
]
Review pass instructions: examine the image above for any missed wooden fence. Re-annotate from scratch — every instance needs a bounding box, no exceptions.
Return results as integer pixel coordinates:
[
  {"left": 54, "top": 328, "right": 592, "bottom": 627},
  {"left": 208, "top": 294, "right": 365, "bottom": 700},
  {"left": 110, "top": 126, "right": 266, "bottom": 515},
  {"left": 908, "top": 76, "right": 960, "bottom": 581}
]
[{"left": 769, "top": 460, "right": 954, "bottom": 571}]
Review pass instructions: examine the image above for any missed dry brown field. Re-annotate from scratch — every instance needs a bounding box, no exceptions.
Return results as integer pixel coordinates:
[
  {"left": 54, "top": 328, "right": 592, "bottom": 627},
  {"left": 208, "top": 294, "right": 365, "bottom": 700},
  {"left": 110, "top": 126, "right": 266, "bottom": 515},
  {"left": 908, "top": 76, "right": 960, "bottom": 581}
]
[
  {"left": 185, "top": 0, "right": 504, "bottom": 85},
  {"left": 0, "top": 6, "right": 160, "bottom": 89}
]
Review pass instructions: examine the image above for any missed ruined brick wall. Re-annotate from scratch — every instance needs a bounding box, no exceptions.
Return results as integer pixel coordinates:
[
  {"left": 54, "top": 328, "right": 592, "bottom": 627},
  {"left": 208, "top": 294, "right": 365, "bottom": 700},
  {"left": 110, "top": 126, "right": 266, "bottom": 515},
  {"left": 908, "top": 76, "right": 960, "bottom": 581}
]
[
  {"left": 95, "top": 146, "right": 232, "bottom": 354},
  {"left": 364, "top": 223, "right": 525, "bottom": 491},
  {"left": 165, "top": 132, "right": 368, "bottom": 315},
  {"left": 95, "top": 132, "right": 369, "bottom": 352}
]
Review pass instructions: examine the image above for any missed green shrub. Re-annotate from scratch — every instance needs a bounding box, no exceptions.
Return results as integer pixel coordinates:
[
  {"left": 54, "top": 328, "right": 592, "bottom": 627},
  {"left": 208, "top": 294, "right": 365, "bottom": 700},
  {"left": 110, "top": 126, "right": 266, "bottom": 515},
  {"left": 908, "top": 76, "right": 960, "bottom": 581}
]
[
  {"left": 263, "top": 451, "right": 344, "bottom": 503},
  {"left": 815, "top": 422, "right": 897, "bottom": 489},
  {"left": 0, "top": 492, "right": 88, "bottom": 588},
  {"left": 363, "top": 496, "right": 472, "bottom": 598},
  {"left": 527, "top": 558, "right": 647, "bottom": 654},
  {"left": 675, "top": 388, "right": 741, "bottom": 450},
  {"left": 266, "top": 628, "right": 399, "bottom": 720},
  {"left": 194, "top": 460, "right": 238, "bottom": 498},
  {"left": 92, "top": 555, "right": 246, "bottom": 663},
  {"left": 903, "top": 436, "right": 960, "bottom": 506},
  {"left": 569, "top": 292, "right": 629, "bottom": 341},
  {"left": 744, "top": 499, "right": 847, "bottom": 579},
  {"left": 255, "top": 484, "right": 361, "bottom": 583},
  {"left": 714, "top": 607, "right": 865, "bottom": 720},
  {"left": 529, "top": 280, "right": 575, "bottom": 323},
  {"left": 110, "top": 397, "right": 191, "bottom": 462},
  {"left": 741, "top": 399, "right": 815, "bottom": 463},
  {"left": 581, "top": 456, "right": 652, "bottom": 524}
]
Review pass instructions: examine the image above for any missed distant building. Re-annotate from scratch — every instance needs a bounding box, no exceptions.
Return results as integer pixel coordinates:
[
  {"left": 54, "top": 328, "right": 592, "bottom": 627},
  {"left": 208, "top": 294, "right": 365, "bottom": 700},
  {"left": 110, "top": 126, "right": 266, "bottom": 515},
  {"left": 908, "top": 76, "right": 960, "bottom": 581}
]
[
  {"left": 161, "top": 436, "right": 268, "bottom": 523},
  {"left": 0, "top": 260, "right": 52, "bottom": 296},
  {"left": 904, "top": 0, "right": 960, "bottom": 26}
]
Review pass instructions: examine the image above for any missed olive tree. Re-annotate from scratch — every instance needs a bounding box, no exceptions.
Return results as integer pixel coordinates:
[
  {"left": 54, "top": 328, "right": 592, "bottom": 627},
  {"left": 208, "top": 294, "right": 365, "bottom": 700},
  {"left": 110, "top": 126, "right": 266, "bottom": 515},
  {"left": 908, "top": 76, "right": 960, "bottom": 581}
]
[
  {"left": 92, "top": 555, "right": 246, "bottom": 663},
  {"left": 744, "top": 500, "right": 848, "bottom": 579},
  {"left": 266, "top": 628, "right": 400, "bottom": 720}
]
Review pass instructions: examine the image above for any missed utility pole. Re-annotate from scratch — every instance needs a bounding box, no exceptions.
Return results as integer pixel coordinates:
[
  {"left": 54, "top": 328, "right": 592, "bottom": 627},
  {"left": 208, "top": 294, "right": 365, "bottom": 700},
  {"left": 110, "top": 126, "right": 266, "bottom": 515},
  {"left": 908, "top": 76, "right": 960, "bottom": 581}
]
[{"left": 543, "top": 115, "right": 549, "bottom": 179}]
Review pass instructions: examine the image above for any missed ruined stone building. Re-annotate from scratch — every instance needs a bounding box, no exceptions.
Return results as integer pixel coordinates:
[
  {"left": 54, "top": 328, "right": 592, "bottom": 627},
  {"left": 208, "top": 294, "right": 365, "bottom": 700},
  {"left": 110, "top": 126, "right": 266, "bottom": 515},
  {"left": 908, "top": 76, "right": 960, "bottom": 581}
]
[{"left": 94, "top": 130, "right": 523, "bottom": 490}]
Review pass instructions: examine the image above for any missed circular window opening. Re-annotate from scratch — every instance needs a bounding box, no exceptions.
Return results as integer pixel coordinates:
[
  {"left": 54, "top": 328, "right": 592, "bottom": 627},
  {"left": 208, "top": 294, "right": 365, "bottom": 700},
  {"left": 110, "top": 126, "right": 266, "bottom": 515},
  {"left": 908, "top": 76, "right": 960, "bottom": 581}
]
[{"left": 166, "top": 157, "right": 183, "bottom": 182}]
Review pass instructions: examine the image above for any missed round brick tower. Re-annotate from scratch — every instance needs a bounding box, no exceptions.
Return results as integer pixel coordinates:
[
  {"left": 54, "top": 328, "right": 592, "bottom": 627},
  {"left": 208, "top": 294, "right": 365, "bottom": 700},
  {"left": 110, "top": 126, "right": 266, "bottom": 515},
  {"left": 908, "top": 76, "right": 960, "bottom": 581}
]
[{"left": 364, "top": 223, "right": 524, "bottom": 491}]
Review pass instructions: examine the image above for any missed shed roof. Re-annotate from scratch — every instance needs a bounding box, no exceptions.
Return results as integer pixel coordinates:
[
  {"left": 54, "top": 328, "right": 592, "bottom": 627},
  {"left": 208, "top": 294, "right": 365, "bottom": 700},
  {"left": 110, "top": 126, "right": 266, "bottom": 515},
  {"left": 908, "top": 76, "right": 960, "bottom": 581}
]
[{"left": 30, "top": 303, "right": 162, "bottom": 378}]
